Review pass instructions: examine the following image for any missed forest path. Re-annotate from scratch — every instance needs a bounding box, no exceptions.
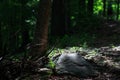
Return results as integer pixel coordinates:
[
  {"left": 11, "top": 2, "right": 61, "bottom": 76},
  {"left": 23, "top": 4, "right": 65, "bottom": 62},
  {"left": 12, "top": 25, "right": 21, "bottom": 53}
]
[
  {"left": 48, "top": 20, "right": 120, "bottom": 80},
  {"left": 1, "top": 20, "right": 120, "bottom": 80},
  {"left": 22, "top": 20, "right": 120, "bottom": 79},
  {"left": 48, "top": 46, "right": 120, "bottom": 80}
]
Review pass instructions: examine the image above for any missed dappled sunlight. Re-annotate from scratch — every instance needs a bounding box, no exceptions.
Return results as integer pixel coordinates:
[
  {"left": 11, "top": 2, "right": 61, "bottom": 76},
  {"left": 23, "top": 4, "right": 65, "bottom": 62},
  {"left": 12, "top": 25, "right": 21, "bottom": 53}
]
[
  {"left": 1, "top": 0, "right": 120, "bottom": 79},
  {"left": 48, "top": 44, "right": 120, "bottom": 79}
]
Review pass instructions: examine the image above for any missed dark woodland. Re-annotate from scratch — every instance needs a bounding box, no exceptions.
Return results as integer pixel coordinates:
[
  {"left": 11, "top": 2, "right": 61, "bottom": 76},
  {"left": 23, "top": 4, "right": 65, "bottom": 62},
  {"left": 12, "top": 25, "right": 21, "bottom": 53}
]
[{"left": 0, "top": 0, "right": 120, "bottom": 80}]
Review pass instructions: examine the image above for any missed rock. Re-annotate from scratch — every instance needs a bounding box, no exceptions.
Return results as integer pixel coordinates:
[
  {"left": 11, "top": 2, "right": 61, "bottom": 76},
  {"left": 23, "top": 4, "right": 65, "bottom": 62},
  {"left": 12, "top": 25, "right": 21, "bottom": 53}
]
[{"left": 53, "top": 53, "right": 97, "bottom": 77}]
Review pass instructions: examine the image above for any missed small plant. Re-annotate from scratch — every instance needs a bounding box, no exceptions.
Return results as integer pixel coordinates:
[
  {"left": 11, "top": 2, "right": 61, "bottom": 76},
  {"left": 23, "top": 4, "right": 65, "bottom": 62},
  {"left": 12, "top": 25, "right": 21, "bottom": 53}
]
[
  {"left": 110, "top": 44, "right": 115, "bottom": 48},
  {"left": 10, "top": 56, "right": 20, "bottom": 62},
  {"left": 47, "top": 59, "right": 55, "bottom": 69},
  {"left": 81, "top": 42, "right": 88, "bottom": 49}
]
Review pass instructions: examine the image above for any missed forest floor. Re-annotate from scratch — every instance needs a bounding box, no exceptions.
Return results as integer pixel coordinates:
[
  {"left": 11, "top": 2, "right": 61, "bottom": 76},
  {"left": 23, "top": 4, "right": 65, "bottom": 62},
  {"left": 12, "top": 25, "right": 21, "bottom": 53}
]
[
  {"left": 48, "top": 20, "right": 120, "bottom": 80},
  {"left": 0, "top": 20, "right": 120, "bottom": 80}
]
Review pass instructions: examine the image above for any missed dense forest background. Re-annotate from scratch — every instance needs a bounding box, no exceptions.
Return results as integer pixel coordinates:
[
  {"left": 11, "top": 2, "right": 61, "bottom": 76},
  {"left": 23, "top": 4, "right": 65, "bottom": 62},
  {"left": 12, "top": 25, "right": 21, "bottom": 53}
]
[
  {"left": 0, "top": 0, "right": 120, "bottom": 57},
  {"left": 0, "top": 0, "right": 120, "bottom": 79}
]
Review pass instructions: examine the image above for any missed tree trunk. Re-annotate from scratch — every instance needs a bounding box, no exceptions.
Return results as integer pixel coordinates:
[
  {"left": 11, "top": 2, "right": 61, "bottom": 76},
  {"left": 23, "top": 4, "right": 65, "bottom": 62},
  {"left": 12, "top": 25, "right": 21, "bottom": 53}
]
[
  {"left": 21, "top": 2, "right": 30, "bottom": 52},
  {"left": 107, "top": 2, "right": 113, "bottom": 20},
  {"left": 9, "top": 23, "right": 17, "bottom": 53},
  {"left": 79, "top": 0, "right": 86, "bottom": 14},
  {"left": 0, "top": 21, "right": 2, "bottom": 54},
  {"left": 87, "top": 0, "right": 94, "bottom": 15},
  {"left": 103, "top": 0, "right": 106, "bottom": 17},
  {"left": 51, "top": 0, "right": 66, "bottom": 36},
  {"left": 116, "top": 0, "right": 119, "bottom": 20},
  {"left": 64, "top": 0, "right": 71, "bottom": 34},
  {"left": 29, "top": 0, "right": 51, "bottom": 60}
]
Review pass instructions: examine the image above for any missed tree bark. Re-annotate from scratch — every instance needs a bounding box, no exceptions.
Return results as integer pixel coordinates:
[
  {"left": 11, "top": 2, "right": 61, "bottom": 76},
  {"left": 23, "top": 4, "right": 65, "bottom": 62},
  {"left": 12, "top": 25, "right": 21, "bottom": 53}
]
[
  {"left": 29, "top": 0, "right": 51, "bottom": 60},
  {"left": 64, "top": 0, "right": 71, "bottom": 34},
  {"left": 103, "top": 0, "right": 106, "bottom": 17},
  {"left": 0, "top": 21, "right": 2, "bottom": 54},
  {"left": 21, "top": 1, "right": 30, "bottom": 52},
  {"left": 87, "top": 0, "right": 94, "bottom": 15},
  {"left": 107, "top": 2, "right": 113, "bottom": 20},
  {"left": 116, "top": 0, "right": 119, "bottom": 20}
]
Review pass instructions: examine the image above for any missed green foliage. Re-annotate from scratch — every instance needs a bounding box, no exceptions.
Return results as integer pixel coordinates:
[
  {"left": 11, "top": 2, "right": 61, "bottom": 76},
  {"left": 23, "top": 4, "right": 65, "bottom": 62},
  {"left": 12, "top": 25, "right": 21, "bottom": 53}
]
[
  {"left": 9, "top": 53, "right": 24, "bottom": 62},
  {"left": 0, "top": 0, "right": 38, "bottom": 55},
  {"left": 0, "top": 0, "right": 120, "bottom": 59},
  {"left": 94, "top": 0, "right": 103, "bottom": 14},
  {"left": 47, "top": 59, "right": 55, "bottom": 69},
  {"left": 57, "top": 33, "right": 96, "bottom": 47},
  {"left": 48, "top": 48, "right": 64, "bottom": 59},
  {"left": 48, "top": 46, "right": 99, "bottom": 61},
  {"left": 10, "top": 57, "right": 20, "bottom": 62}
]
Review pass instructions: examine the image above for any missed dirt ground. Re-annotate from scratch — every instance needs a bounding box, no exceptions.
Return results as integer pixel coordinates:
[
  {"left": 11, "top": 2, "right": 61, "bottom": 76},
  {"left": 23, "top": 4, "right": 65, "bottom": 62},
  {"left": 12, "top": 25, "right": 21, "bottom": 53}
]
[{"left": 0, "top": 20, "right": 120, "bottom": 80}]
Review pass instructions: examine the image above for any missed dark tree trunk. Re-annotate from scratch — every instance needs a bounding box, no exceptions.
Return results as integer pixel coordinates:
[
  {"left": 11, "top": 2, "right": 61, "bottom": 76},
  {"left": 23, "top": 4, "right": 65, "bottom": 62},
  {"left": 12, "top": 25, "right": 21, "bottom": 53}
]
[
  {"left": 7, "top": 2, "right": 18, "bottom": 54},
  {"left": 0, "top": 21, "right": 2, "bottom": 54},
  {"left": 20, "top": 2, "right": 30, "bottom": 52},
  {"left": 64, "top": 0, "right": 71, "bottom": 34},
  {"left": 79, "top": 0, "right": 86, "bottom": 14},
  {"left": 107, "top": 2, "right": 113, "bottom": 20},
  {"left": 116, "top": 0, "right": 119, "bottom": 20},
  {"left": 21, "top": 28, "right": 30, "bottom": 48},
  {"left": 29, "top": 0, "right": 51, "bottom": 60},
  {"left": 51, "top": 0, "right": 66, "bottom": 36},
  {"left": 87, "top": 0, "right": 94, "bottom": 15},
  {"left": 9, "top": 23, "right": 17, "bottom": 53},
  {"left": 103, "top": 0, "right": 106, "bottom": 16}
]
